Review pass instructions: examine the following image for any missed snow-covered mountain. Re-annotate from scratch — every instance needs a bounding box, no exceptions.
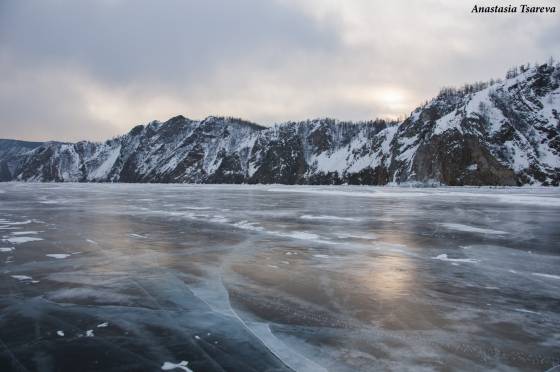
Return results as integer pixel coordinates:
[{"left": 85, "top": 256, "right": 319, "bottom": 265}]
[{"left": 1, "top": 63, "right": 559, "bottom": 185}]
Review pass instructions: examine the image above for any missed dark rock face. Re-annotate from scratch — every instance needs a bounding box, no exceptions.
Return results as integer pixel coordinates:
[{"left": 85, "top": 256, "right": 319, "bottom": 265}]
[{"left": 1, "top": 65, "right": 559, "bottom": 185}]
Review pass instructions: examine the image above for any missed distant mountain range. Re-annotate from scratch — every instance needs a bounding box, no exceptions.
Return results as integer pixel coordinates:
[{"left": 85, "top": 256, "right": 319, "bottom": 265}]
[{"left": 1, "top": 63, "right": 559, "bottom": 185}]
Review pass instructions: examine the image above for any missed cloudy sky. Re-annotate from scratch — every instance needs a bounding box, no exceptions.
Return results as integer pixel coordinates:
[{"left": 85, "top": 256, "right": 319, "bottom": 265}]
[{"left": 1, "top": 0, "right": 558, "bottom": 141}]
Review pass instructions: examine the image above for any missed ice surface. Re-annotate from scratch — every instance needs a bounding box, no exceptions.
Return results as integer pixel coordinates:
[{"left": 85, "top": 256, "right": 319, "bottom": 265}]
[
  {"left": 0, "top": 183, "right": 559, "bottom": 372},
  {"left": 0, "top": 247, "right": 15, "bottom": 252}
]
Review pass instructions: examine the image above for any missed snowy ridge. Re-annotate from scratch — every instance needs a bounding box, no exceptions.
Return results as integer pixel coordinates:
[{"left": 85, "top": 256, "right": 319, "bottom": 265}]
[{"left": 1, "top": 63, "right": 559, "bottom": 185}]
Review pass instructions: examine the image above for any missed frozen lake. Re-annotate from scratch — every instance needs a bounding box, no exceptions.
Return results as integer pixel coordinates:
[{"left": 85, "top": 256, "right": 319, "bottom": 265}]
[{"left": 0, "top": 183, "right": 559, "bottom": 371}]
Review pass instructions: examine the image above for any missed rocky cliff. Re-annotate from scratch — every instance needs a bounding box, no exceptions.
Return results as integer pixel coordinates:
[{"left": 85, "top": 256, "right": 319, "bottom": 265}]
[{"left": 1, "top": 63, "right": 559, "bottom": 185}]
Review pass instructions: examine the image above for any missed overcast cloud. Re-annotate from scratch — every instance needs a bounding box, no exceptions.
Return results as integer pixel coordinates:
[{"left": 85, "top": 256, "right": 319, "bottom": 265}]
[{"left": 1, "top": 0, "right": 558, "bottom": 141}]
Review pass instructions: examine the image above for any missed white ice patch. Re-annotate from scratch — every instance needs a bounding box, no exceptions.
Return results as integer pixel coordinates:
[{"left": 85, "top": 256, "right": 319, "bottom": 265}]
[
  {"left": 161, "top": 361, "right": 193, "bottom": 372},
  {"left": 313, "top": 254, "right": 330, "bottom": 258},
  {"left": 11, "top": 231, "right": 40, "bottom": 235},
  {"left": 233, "top": 221, "right": 264, "bottom": 231},
  {"left": 184, "top": 206, "right": 211, "bottom": 210},
  {"left": 57, "top": 331, "right": 65, "bottom": 337},
  {"left": 514, "top": 308, "right": 540, "bottom": 315},
  {"left": 210, "top": 215, "right": 228, "bottom": 223},
  {"left": 11, "top": 275, "right": 36, "bottom": 281},
  {"left": 46, "top": 254, "right": 71, "bottom": 259},
  {"left": 336, "top": 233, "right": 377, "bottom": 240},
  {"left": 86, "top": 330, "right": 94, "bottom": 337},
  {"left": 284, "top": 232, "right": 321, "bottom": 241},
  {"left": 97, "top": 322, "right": 109, "bottom": 328},
  {"left": 4, "top": 236, "right": 43, "bottom": 244},
  {"left": 0, "top": 247, "right": 15, "bottom": 252},
  {"left": 128, "top": 234, "right": 146, "bottom": 239},
  {"left": 268, "top": 188, "right": 427, "bottom": 199},
  {"left": 494, "top": 195, "right": 560, "bottom": 208},
  {"left": 86, "top": 239, "right": 98, "bottom": 245},
  {"left": 432, "top": 254, "right": 478, "bottom": 263},
  {"left": 439, "top": 223, "right": 508, "bottom": 235},
  {"left": 0, "top": 220, "right": 32, "bottom": 225},
  {"left": 532, "top": 273, "right": 560, "bottom": 280},
  {"left": 300, "top": 215, "right": 359, "bottom": 222}
]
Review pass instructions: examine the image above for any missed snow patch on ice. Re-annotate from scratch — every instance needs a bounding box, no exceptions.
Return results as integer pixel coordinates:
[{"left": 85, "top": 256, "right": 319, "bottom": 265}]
[
  {"left": 300, "top": 215, "right": 359, "bottom": 222},
  {"left": 161, "top": 361, "right": 193, "bottom": 372},
  {"left": 46, "top": 254, "right": 71, "bottom": 259},
  {"left": 336, "top": 233, "right": 377, "bottom": 240},
  {"left": 0, "top": 247, "right": 15, "bottom": 252},
  {"left": 439, "top": 223, "right": 508, "bottom": 235},
  {"left": 0, "top": 220, "right": 32, "bottom": 225},
  {"left": 11, "top": 231, "right": 40, "bottom": 235},
  {"left": 57, "top": 331, "right": 65, "bottom": 337},
  {"left": 432, "top": 254, "right": 478, "bottom": 263},
  {"left": 514, "top": 308, "right": 540, "bottom": 315},
  {"left": 233, "top": 221, "right": 264, "bottom": 231},
  {"left": 532, "top": 273, "right": 560, "bottom": 280},
  {"left": 4, "top": 236, "right": 43, "bottom": 244},
  {"left": 11, "top": 275, "right": 38, "bottom": 282}
]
